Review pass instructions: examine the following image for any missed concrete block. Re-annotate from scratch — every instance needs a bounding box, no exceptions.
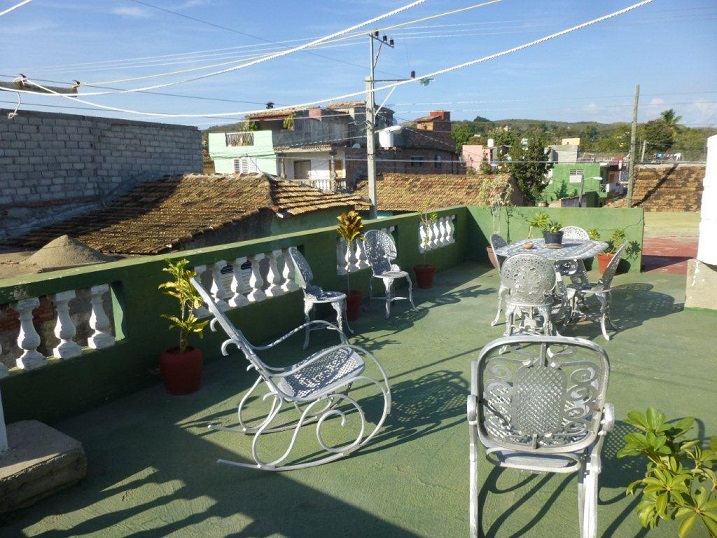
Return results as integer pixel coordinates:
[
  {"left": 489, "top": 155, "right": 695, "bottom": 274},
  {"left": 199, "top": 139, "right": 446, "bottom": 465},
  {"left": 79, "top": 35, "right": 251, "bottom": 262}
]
[
  {"left": 0, "top": 420, "right": 86, "bottom": 513},
  {"left": 685, "top": 259, "right": 717, "bottom": 310}
]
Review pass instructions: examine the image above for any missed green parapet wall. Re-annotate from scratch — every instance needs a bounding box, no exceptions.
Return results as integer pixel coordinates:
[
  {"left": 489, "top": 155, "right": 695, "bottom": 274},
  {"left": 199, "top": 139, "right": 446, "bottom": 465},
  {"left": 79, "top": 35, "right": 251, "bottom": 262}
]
[{"left": 467, "top": 206, "right": 644, "bottom": 272}]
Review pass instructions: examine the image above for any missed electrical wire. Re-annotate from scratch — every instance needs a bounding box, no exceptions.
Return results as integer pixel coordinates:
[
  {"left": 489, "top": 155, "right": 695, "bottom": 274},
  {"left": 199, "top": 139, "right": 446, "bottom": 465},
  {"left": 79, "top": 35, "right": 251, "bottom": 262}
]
[{"left": 0, "top": 0, "right": 32, "bottom": 18}]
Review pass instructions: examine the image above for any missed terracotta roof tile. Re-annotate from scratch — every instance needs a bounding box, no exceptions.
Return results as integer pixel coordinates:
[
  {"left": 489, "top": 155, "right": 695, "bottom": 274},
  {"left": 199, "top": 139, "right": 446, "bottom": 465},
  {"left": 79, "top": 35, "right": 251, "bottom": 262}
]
[{"left": 14, "top": 174, "right": 368, "bottom": 255}]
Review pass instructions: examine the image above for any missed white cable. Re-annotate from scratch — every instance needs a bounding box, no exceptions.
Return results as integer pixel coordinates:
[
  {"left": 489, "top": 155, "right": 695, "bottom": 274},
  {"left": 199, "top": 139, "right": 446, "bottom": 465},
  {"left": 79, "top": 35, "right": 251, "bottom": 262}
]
[
  {"left": 1, "top": 0, "right": 655, "bottom": 119},
  {"left": 0, "top": 0, "right": 32, "bottom": 18}
]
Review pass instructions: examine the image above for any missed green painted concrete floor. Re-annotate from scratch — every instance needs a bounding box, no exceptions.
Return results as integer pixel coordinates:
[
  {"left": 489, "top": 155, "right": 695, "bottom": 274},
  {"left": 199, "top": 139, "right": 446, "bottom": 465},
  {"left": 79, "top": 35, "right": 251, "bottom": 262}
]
[{"left": 1, "top": 256, "right": 716, "bottom": 538}]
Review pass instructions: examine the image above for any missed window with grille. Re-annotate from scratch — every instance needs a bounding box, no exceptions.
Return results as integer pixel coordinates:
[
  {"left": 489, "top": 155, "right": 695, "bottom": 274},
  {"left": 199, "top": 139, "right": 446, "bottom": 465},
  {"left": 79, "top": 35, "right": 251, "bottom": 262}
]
[
  {"left": 225, "top": 132, "right": 254, "bottom": 146},
  {"left": 569, "top": 169, "right": 584, "bottom": 183},
  {"left": 233, "top": 157, "right": 259, "bottom": 173}
]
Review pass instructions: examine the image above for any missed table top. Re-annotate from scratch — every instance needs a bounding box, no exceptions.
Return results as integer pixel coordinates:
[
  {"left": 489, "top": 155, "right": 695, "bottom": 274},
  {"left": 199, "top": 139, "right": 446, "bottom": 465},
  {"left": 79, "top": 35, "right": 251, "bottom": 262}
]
[{"left": 494, "top": 238, "right": 609, "bottom": 261}]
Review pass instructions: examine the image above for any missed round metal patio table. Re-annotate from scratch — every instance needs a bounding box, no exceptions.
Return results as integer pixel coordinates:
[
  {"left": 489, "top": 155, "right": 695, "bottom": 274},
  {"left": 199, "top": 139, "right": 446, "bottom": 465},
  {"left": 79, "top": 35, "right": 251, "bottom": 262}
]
[{"left": 493, "top": 238, "right": 608, "bottom": 261}]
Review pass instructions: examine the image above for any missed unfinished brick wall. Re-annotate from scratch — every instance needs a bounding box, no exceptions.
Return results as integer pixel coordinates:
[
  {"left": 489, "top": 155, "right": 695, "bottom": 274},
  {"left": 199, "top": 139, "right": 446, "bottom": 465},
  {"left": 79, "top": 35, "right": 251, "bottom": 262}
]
[
  {"left": 0, "top": 109, "right": 202, "bottom": 242},
  {"left": 632, "top": 164, "right": 705, "bottom": 212}
]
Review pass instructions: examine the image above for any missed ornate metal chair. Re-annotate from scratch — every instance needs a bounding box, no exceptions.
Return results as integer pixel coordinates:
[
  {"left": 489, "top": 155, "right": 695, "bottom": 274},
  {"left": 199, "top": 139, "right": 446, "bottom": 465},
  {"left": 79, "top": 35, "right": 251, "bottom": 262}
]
[
  {"left": 489, "top": 234, "right": 509, "bottom": 326},
  {"left": 364, "top": 229, "right": 416, "bottom": 318},
  {"left": 567, "top": 243, "right": 626, "bottom": 340},
  {"left": 499, "top": 253, "right": 558, "bottom": 336},
  {"left": 558, "top": 226, "right": 591, "bottom": 286},
  {"left": 191, "top": 276, "right": 391, "bottom": 471},
  {"left": 467, "top": 335, "right": 614, "bottom": 538},
  {"left": 287, "top": 247, "right": 351, "bottom": 349}
]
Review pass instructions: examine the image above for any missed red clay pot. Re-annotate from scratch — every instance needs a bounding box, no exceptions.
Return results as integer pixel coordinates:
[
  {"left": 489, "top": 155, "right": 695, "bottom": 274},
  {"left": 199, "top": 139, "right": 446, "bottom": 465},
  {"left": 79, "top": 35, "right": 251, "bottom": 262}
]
[
  {"left": 414, "top": 264, "right": 436, "bottom": 289},
  {"left": 159, "top": 346, "right": 203, "bottom": 395},
  {"left": 343, "top": 290, "right": 363, "bottom": 321},
  {"left": 597, "top": 253, "right": 613, "bottom": 273}
]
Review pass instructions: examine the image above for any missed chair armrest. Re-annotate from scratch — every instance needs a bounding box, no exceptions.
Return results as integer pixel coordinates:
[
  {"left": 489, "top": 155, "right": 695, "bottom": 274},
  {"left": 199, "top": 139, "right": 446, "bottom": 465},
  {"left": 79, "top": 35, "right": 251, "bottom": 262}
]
[
  {"left": 467, "top": 394, "right": 478, "bottom": 424},
  {"left": 601, "top": 402, "right": 615, "bottom": 433},
  {"left": 252, "top": 320, "right": 347, "bottom": 351}
]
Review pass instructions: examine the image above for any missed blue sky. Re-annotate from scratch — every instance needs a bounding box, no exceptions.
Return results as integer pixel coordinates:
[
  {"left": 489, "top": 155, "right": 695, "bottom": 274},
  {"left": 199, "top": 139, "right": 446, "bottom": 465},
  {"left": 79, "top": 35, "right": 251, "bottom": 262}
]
[{"left": 1, "top": 0, "right": 715, "bottom": 130}]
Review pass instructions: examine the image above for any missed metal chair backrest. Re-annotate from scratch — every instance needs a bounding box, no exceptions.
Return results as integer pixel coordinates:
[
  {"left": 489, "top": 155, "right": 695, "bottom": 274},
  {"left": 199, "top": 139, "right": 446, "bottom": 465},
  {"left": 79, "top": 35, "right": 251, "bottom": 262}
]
[
  {"left": 490, "top": 234, "right": 508, "bottom": 271},
  {"left": 190, "top": 276, "right": 273, "bottom": 383},
  {"left": 287, "top": 246, "right": 312, "bottom": 290},
  {"left": 500, "top": 253, "right": 556, "bottom": 306},
  {"left": 560, "top": 226, "right": 590, "bottom": 240},
  {"left": 474, "top": 335, "right": 610, "bottom": 454},
  {"left": 364, "top": 229, "right": 397, "bottom": 277},
  {"left": 596, "top": 243, "right": 626, "bottom": 291}
]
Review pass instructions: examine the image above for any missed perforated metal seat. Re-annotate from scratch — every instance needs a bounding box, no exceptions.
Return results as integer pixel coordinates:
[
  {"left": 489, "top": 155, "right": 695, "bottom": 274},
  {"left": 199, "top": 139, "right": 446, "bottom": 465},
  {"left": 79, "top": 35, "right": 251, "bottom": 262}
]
[
  {"left": 191, "top": 275, "right": 391, "bottom": 471},
  {"left": 467, "top": 335, "right": 614, "bottom": 538}
]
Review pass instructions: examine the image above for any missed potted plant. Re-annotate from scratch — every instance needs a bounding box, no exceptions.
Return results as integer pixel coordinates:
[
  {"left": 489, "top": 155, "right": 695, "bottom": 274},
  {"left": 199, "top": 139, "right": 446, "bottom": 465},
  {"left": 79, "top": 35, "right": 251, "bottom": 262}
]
[
  {"left": 595, "top": 228, "right": 625, "bottom": 273},
  {"left": 414, "top": 207, "right": 438, "bottom": 288},
  {"left": 617, "top": 408, "right": 717, "bottom": 537},
  {"left": 157, "top": 258, "right": 209, "bottom": 395},
  {"left": 336, "top": 210, "right": 365, "bottom": 321},
  {"left": 527, "top": 211, "right": 551, "bottom": 239},
  {"left": 542, "top": 219, "right": 563, "bottom": 248},
  {"left": 477, "top": 176, "right": 513, "bottom": 268}
]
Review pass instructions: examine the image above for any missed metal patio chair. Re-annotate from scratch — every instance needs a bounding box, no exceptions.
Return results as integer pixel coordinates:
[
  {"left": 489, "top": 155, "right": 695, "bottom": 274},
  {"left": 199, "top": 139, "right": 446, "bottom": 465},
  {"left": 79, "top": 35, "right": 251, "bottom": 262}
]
[
  {"left": 567, "top": 243, "right": 626, "bottom": 340},
  {"left": 489, "top": 234, "right": 509, "bottom": 326},
  {"left": 364, "top": 229, "right": 416, "bottom": 318},
  {"left": 558, "top": 226, "right": 591, "bottom": 286},
  {"left": 287, "top": 246, "right": 352, "bottom": 349},
  {"left": 467, "top": 335, "right": 614, "bottom": 538},
  {"left": 191, "top": 276, "right": 391, "bottom": 471},
  {"left": 499, "top": 253, "right": 558, "bottom": 336}
]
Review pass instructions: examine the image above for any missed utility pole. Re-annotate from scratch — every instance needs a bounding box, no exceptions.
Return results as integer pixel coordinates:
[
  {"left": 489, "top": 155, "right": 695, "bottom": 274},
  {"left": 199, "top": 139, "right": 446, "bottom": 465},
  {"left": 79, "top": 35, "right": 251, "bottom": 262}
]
[
  {"left": 366, "top": 31, "right": 394, "bottom": 220},
  {"left": 626, "top": 84, "right": 640, "bottom": 208}
]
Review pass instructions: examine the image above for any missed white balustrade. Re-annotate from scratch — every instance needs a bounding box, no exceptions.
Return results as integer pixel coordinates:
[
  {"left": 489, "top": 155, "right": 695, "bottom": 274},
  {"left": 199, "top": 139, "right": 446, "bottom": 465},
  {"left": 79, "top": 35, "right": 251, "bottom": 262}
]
[
  {"left": 247, "top": 254, "right": 267, "bottom": 302},
  {"left": 264, "top": 250, "right": 284, "bottom": 298},
  {"left": 192, "top": 265, "right": 211, "bottom": 317},
  {"left": 281, "top": 249, "right": 300, "bottom": 293},
  {"left": 51, "top": 290, "right": 83, "bottom": 360},
  {"left": 448, "top": 215, "right": 456, "bottom": 244},
  {"left": 417, "top": 214, "right": 457, "bottom": 254},
  {"left": 210, "top": 261, "right": 232, "bottom": 311},
  {"left": 88, "top": 284, "right": 115, "bottom": 349},
  {"left": 13, "top": 298, "right": 46, "bottom": 370},
  {"left": 228, "top": 257, "right": 250, "bottom": 307}
]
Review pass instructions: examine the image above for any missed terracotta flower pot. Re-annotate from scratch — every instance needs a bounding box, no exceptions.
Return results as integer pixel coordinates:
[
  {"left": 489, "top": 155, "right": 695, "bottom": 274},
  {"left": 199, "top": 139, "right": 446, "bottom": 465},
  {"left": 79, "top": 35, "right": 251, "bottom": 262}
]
[
  {"left": 597, "top": 253, "right": 614, "bottom": 273},
  {"left": 159, "top": 346, "right": 203, "bottom": 395},
  {"left": 414, "top": 264, "right": 436, "bottom": 288},
  {"left": 343, "top": 289, "right": 363, "bottom": 321}
]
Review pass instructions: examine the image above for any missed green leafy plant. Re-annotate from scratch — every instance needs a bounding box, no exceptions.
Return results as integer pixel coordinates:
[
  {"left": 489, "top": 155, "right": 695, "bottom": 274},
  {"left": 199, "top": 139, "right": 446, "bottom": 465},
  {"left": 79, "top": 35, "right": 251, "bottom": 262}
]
[
  {"left": 606, "top": 228, "right": 627, "bottom": 254},
  {"left": 617, "top": 408, "right": 717, "bottom": 537},
  {"left": 527, "top": 211, "right": 551, "bottom": 238},
  {"left": 158, "top": 259, "right": 209, "bottom": 354},
  {"left": 336, "top": 210, "right": 365, "bottom": 290},
  {"left": 418, "top": 206, "right": 438, "bottom": 264},
  {"left": 544, "top": 219, "right": 562, "bottom": 233},
  {"left": 476, "top": 176, "right": 514, "bottom": 238},
  {"left": 586, "top": 227, "right": 601, "bottom": 241}
]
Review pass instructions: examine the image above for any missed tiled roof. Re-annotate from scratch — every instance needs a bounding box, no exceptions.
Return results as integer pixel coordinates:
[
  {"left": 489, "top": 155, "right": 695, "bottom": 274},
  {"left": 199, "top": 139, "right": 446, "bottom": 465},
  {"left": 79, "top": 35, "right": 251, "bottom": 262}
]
[
  {"left": 14, "top": 174, "right": 369, "bottom": 255},
  {"left": 354, "top": 173, "right": 512, "bottom": 212}
]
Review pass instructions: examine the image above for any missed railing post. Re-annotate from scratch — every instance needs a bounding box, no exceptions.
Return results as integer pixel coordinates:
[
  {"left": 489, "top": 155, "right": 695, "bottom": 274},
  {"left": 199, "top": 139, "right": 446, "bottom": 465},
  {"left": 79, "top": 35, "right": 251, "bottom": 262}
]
[
  {"left": 51, "top": 290, "right": 83, "bottom": 359},
  {"left": 228, "top": 257, "right": 249, "bottom": 307},
  {"left": 12, "top": 298, "right": 46, "bottom": 370},
  {"left": 210, "top": 261, "right": 231, "bottom": 311},
  {"left": 247, "top": 254, "right": 267, "bottom": 302},
  {"left": 281, "top": 248, "right": 300, "bottom": 293},
  {"left": 88, "top": 285, "right": 115, "bottom": 349},
  {"left": 264, "top": 250, "right": 284, "bottom": 297}
]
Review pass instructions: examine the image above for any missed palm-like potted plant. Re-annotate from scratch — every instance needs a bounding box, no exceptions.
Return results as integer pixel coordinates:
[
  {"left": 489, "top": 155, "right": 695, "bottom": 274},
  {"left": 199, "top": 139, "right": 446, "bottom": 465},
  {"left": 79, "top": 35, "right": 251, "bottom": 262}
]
[
  {"left": 592, "top": 228, "right": 625, "bottom": 272},
  {"left": 414, "top": 207, "right": 438, "bottom": 288},
  {"left": 542, "top": 219, "right": 563, "bottom": 248},
  {"left": 157, "top": 258, "right": 209, "bottom": 394},
  {"left": 336, "top": 210, "right": 365, "bottom": 320}
]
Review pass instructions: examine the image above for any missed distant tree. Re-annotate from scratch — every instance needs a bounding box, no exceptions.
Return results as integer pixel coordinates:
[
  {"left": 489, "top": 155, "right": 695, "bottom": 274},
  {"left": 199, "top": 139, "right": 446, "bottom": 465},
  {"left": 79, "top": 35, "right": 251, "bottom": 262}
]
[
  {"left": 473, "top": 115, "right": 491, "bottom": 123},
  {"left": 492, "top": 131, "right": 553, "bottom": 205},
  {"left": 451, "top": 122, "right": 477, "bottom": 150},
  {"left": 659, "top": 109, "right": 683, "bottom": 136},
  {"left": 642, "top": 119, "right": 674, "bottom": 154}
]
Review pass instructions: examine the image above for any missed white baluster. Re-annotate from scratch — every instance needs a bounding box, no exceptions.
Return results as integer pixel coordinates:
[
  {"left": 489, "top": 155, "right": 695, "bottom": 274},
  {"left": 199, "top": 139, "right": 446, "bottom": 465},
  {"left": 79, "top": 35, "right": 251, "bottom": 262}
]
[
  {"left": 192, "top": 265, "right": 211, "bottom": 317},
  {"left": 437, "top": 217, "right": 448, "bottom": 247},
  {"left": 210, "top": 261, "right": 231, "bottom": 311},
  {"left": 51, "top": 290, "right": 82, "bottom": 359},
  {"left": 247, "top": 253, "right": 267, "bottom": 302},
  {"left": 264, "top": 250, "right": 283, "bottom": 297},
  {"left": 337, "top": 240, "right": 349, "bottom": 275},
  {"left": 281, "top": 248, "right": 300, "bottom": 293},
  {"left": 13, "top": 298, "right": 46, "bottom": 370},
  {"left": 88, "top": 284, "right": 115, "bottom": 349},
  {"left": 448, "top": 214, "right": 456, "bottom": 244},
  {"left": 228, "top": 257, "right": 250, "bottom": 307},
  {"left": 419, "top": 223, "right": 429, "bottom": 253},
  {"left": 347, "top": 240, "right": 359, "bottom": 273}
]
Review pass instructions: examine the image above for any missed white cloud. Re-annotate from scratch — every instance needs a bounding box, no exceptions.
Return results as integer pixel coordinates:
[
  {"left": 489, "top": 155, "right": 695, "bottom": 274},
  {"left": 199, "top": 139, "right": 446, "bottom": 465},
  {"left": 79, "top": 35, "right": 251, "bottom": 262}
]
[{"left": 111, "top": 7, "right": 150, "bottom": 18}]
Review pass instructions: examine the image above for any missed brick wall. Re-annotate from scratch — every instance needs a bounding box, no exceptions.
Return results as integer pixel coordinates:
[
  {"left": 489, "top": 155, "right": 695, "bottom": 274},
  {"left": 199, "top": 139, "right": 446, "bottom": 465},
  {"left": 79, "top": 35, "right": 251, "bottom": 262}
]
[
  {"left": 632, "top": 164, "right": 705, "bottom": 212},
  {"left": 0, "top": 109, "right": 202, "bottom": 242}
]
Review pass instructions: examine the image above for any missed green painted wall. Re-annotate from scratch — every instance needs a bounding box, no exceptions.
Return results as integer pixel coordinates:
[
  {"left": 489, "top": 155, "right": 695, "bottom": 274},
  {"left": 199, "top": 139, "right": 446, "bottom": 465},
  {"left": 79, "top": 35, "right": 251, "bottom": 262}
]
[
  {"left": 543, "top": 163, "right": 606, "bottom": 205},
  {"left": 0, "top": 208, "right": 467, "bottom": 424},
  {"left": 208, "top": 131, "right": 278, "bottom": 175}
]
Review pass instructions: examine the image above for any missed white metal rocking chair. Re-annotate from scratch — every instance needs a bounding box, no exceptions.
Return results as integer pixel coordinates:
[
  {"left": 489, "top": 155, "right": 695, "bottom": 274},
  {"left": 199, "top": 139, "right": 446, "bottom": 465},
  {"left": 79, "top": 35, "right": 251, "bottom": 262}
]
[
  {"left": 191, "top": 276, "right": 391, "bottom": 471},
  {"left": 467, "top": 335, "right": 614, "bottom": 538}
]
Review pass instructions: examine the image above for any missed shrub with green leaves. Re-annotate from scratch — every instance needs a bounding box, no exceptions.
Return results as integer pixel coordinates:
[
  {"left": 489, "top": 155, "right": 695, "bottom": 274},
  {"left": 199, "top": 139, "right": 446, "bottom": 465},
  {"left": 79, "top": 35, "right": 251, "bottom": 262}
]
[{"left": 617, "top": 408, "right": 717, "bottom": 537}]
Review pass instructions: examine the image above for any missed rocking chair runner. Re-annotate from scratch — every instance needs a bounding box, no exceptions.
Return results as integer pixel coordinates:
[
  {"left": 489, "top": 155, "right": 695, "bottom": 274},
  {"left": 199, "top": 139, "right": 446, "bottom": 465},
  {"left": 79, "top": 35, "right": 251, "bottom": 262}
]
[
  {"left": 191, "top": 276, "right": 391, "bottom": 471},
  {"left": 467, "top": 335, "right": 614, "bottom": 538}
]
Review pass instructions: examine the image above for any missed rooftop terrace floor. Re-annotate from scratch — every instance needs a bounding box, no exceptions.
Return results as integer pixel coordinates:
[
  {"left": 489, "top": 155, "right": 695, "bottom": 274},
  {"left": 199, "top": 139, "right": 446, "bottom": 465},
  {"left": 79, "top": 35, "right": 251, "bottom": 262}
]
[{"left": 2, "top": 257, "right": 716, "bottom": 537}]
